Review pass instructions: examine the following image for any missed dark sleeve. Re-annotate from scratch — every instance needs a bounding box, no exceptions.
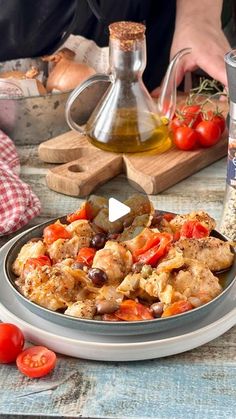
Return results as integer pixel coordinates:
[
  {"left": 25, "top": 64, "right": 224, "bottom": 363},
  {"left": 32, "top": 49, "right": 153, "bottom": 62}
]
[{"left": 0, "top": 0, "right": 77, "bottom": 61}]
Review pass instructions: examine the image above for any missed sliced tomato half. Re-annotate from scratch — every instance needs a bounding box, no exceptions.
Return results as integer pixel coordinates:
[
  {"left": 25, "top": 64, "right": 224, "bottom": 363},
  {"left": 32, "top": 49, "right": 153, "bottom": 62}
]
[{"left": 16, "top": 346, "right": 57, "bottom": 378}]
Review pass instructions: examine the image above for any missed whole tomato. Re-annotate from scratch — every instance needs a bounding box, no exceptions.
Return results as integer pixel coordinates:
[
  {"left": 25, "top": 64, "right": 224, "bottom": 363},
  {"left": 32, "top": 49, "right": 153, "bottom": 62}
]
[
  {"left": 204, "top": 111, "right": 226, "bottom": 134},
  {"left": 195, "top": 120, "right": 221, "bottom": 147},
  {"left": 181, "top": 104, "right": 203, "bottom": 128},
  {"left": 0, "top": 323, "right": 24, "bottom": 363},
  {"left": 174, "top": 126, "right": 198, "bottom": 151}
]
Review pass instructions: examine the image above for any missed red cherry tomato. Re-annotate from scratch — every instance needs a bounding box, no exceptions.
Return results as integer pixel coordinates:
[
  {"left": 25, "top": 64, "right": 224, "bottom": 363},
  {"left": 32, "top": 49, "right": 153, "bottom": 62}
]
[
  {"left": 170, "top": 117, "right": 186, "bottom": 133},
  {"left": 43, "top": 223, "right": 71, "bottom": 245},
  {"left": 16, "top": 346, "right": 56, "bottom": 378},
  {"left": 115, "top": 300, "right": 154, "bottom": 321},
  {"left": 76, "top": 247, "right": 96, "bottom": 266},
  {"left": 204, "top": 111, "right": 226, "bottom": 134},
  {"left": 174, "top": 126, "right": 198, "bottom": 151},
  {"left": 67, "top": 202, "right": 93, "bottom": 223},
  {"left": 23, "top": 255, "right": 51, "bottom": 274},
  {"left": 195, "top": 120, "right": 221, "bottom": 147},
  {"left": 0, "top": 323, "right": 24, "bottom": 363},
  {"left": 180, "top": 220, "right": 209, "bottom": 239},
  {"left": 162, "top": 301, "right": 193, "bottom": 317},
  {"left": 181, "top": 104, "right": 203, "bottom": 127}
]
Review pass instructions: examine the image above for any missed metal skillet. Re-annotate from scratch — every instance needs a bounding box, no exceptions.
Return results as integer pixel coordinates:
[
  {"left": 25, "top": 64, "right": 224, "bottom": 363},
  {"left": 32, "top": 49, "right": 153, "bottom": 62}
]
[{"left": 4, "top": 213, "right": 236, "bottom": 336}]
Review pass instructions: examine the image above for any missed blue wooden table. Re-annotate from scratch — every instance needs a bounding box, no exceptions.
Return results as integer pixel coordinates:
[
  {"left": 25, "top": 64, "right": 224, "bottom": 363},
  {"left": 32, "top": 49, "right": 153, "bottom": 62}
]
[{"left": 0, "top": 145, "right": 235, "bottom": 418}]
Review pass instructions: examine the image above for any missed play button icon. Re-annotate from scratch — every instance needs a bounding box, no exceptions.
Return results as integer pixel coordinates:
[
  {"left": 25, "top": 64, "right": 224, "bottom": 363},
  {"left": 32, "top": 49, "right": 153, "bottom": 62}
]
[{"left": 108, "top": 198, "right": 131, "bottom": 222}]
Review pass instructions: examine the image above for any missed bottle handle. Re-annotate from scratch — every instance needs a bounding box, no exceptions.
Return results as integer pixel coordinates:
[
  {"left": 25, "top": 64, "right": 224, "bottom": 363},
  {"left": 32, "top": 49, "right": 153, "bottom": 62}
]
[
  {"left": 65, "top": 73, "right": 111, "bottom": 134},
  {"left": 157, "top": 48, "right": 192, "bottom": 120}
]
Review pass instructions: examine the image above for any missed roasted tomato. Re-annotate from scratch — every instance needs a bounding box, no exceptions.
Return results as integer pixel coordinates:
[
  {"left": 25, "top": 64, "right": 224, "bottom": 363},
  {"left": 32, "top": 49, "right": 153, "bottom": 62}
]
[
  {"left": 162, "top": 301, "right": 193, "bottom": 317},
  {"left": 23, "top": 255, "right": 51, "bottom": 274},
  {"left": 180, "top": 220, "right": 209, "bottom": 239},
  {"left": 16, "top": 346, "right": 56, "bottom": 378},
  {"left": 67, "top": 202, "right": 93, "bottom": 223},
  {"left": 76, "top": 247, "right": 96, "bottom": 266},
  {"left": 115, "top": 300, "right": 154, "bottom": 321},
  {"left": 43, "top": 223, "right": 71, "bottom": 245}
]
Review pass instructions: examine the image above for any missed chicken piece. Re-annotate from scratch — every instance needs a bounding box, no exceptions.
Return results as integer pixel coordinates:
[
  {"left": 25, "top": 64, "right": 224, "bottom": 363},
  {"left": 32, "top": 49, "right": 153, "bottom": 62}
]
[
  {"left": 47, "top": 236, "right": 81, "bottom": 263},
  {"left": 16, "top": 265, "right": 80, "bottom": 311},
  {"left": 117, "top": 269, "right": 172, "bottom": 304},
  {"left": 65, "top": 299, "right": 96, "bottom": 319},
  {"left": 92, "top": 241, "right": 132, "bottom": 284},
  {"left": 170, "top": 210, "right": 216, "bottom": 233},
  {"left": 140, "top": 271, "right": 172, "bottom": 304},
  {"left": 156, "top": 247, "right": 184, "bottom": 272},
  {"left": 93, "top": 208, "right": 123, "bottom": 234},
  {"left": 66, "top": 219, "right": 94, "bottom": 245},
  {"left": 12, "top": 240, "right": 46, "bottom": 276},
  {"left": 175, "top": 237, "right": 234, "bottom": 272},
  {"left": 87, "top": 195, "right": 108, "bottom": 218},
  {"left": 171, "top": 259, "right": 222, "bottom": 302}
]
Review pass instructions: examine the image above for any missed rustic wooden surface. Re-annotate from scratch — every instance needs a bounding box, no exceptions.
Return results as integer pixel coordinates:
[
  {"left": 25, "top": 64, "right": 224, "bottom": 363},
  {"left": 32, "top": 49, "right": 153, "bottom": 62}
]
[{"left": 0, "top": 144, "right": 235, "bottom": 419}]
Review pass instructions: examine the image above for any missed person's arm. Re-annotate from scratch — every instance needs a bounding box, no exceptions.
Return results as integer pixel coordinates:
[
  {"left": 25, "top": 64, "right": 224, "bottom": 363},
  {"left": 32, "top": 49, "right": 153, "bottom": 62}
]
[
  {"left": 172, "top": 0, "right": 230, "bottom": 85},
  {"left": 152, "top": 0, "right": 231, "bottom": 95}
]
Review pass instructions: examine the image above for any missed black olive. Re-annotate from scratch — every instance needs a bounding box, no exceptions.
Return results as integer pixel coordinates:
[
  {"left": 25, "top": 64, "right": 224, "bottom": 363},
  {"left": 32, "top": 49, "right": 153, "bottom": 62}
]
[
  {"left": 150, "top": 302, "right": 164, "bottom": 318},
  {"left": 90, "top": 233, "right": 107, "bottom": 249},
  {"left": 96, "top": 300, "right": 120, "bottom": 314},
  {"left": 132, "top": 262, "right": 143, "bottom": 273},
  {"left": 71, "top": 262, "right": 85, "bottom": 271},
  {"left": 151, "top": 210, "right": 162, "bottom": 227},
  {"left": 88, "top": 268, "right": 108, "bottom": 287}
]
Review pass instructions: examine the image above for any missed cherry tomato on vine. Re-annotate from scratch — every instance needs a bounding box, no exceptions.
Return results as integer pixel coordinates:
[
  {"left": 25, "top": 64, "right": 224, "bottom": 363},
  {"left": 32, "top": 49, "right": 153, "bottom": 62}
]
[
  {"left": 0, "top": 323, "right": 24, "bottom": 363},
  {"left": 195, "top": 120, "right": 221, "bottom": 147},
  {"left": 181, "top": 104, "right": 203, "bottom": 127},
  {"left": 174, "top": 126, "right": 198, "bottom": 151},
  {"left": 204, "top": 111, "right": 226, "bottom": 134},
  {"left": 170, "top": 116, "right": 186, "bottom": 133},
  {"left": 16, "top": 346, "right": 57, "bottom": 378}
]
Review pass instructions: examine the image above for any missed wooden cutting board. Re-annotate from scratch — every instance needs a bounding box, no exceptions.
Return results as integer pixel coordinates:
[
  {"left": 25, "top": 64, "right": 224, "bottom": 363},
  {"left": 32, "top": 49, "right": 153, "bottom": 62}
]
[{"left": 38, "top": 99, "right": 228, "bottom": 197}]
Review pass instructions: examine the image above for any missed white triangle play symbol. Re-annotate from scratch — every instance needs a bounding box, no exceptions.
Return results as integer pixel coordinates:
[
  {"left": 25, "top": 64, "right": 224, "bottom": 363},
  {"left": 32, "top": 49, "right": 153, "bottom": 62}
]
[{"left": 108, "top": 198, "right": 131, "bottom": 222}]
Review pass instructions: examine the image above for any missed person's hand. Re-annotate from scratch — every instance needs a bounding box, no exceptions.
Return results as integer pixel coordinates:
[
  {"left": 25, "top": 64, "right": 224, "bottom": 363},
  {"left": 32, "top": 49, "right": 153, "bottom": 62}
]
[
  {"left": 151, "top": 1, "right": 231, "bottom": 97},
  {"left": 170, "top": 19, "right": 230, "bottom": 86}
]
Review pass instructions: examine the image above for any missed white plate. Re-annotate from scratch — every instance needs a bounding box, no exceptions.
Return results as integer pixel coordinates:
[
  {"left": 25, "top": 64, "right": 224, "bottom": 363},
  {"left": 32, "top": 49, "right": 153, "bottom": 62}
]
[{"left": 0, "top": 232, "right": 235, "bottom": 361}]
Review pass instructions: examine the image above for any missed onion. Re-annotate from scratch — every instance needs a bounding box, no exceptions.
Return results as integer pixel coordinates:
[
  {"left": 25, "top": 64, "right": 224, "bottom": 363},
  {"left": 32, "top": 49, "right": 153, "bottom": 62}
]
[
  {"left": 0, "top": 66, "right": 47, "bottom": 95},
  {"left": 42, "top": 48, "right": 96, "bottom": 92}
]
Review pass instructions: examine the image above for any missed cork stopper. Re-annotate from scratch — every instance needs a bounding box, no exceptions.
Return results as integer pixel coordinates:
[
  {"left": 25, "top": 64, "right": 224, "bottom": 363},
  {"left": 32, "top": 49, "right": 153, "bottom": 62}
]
[{"left": 109, "top": 21, "right": 145, "bottom": 51}]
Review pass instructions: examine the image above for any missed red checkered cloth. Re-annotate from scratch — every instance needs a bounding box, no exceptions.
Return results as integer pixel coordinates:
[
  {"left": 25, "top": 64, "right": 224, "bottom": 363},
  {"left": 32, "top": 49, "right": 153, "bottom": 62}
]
[{"left": 0, "top": 130, "right": 41, "bottom": 236}]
